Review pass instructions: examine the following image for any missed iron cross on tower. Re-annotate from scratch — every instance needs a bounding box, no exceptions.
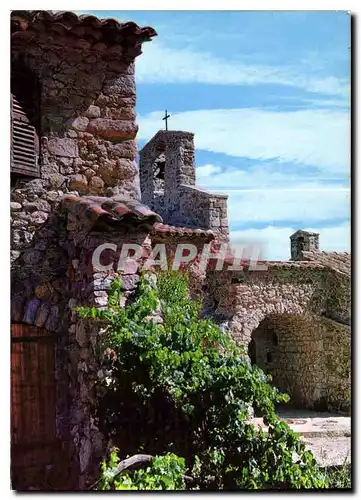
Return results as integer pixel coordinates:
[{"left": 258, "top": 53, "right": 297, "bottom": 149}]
[{"left": 162, "top": 110, "right": 170, "bottom": 131}]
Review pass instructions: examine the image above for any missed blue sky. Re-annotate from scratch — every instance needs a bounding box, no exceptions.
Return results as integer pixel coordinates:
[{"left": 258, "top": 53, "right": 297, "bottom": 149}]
[{"left": 84, "top": 10, "right": 350, "bottom": 260}]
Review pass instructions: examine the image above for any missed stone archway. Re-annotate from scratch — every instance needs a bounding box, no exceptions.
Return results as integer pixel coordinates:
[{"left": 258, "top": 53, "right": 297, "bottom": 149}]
[{"left": 248, "top": 314, "right": 327, "bottom": 410}]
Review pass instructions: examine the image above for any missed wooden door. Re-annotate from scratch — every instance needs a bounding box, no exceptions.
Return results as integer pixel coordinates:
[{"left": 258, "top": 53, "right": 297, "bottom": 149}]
[{"left": 11, "top": 324, "right": 62, "bottom": 490}]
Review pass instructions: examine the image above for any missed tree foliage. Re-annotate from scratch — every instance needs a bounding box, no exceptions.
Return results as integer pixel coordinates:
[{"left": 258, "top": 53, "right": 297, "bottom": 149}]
[{"left": 78, "top": 271, "right": 333, "bottom": 490}]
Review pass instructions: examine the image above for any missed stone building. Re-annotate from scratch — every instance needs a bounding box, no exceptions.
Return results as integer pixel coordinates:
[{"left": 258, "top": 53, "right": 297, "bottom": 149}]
[
  {"left": 9, "top": 10, "right": 226, "bottom": 490},
  {"left": 10, "top": 10, "right": 350, "bottom": 491},
  {"left": 139, "top": 130, "right": 229, "bottom": 241},
  {"left": 138, "top": 130, "right": 350, "bottom": 418},
  {"left": 209, "top": 238, "right": 351, "bottom": 415},
  {"left": 10, "top": 10, "right": 159, "bottom": 490}
]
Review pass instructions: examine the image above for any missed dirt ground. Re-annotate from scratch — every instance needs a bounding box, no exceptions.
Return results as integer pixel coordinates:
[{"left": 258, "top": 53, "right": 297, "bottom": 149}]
[{"left": 251, "top": 408, "right": 351, "bottom": 466}]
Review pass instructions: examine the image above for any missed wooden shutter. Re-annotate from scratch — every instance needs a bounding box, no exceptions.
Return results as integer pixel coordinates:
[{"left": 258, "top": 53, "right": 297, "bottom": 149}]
[{"left": 11, "top": 93, "right": 40, "bottom": 177}]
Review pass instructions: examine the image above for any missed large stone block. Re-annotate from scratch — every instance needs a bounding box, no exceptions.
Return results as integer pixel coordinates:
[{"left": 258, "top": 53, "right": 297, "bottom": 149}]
[
  {"left": 108, "top": 140, "right": 137, "bottom": 160},
  {"left": 10, "top": 250, "right": 21, "bottom": 264},
  {"left": 106, "top": 60, "right": 134, "bottom": 74},
  {"left": 22, "top": 298, "right": 41, "bottom": 325},
  {"left": 115, "top": 159, "right": 138, "bottom": 180},
  {"left": 105, "top": 107, "right": 136, "bottom": 120},
  {"left": 48, "top": 138, "right": 79, "bottom": 158},
  {"left": 102, "top": 75, "right": 135, "bottom": 96},
  {"left": 69, "top": 174, "right": 88, "bottom": 193},
  {"left": 29, "top": 211, "right": 49, "bottom": 227},
  {"left": 87, "top": 119, "right": 138, "bottom": 140},
  {"left": 10, "top": 202, "right": 22, "bottom": 212},
  {"left": 97, "top": 161, "right": 118, "bottom": 185},
  {"left": 23, "top": 199, "right": 51, "bottom": 213},
  {"left": 69, "top": 116, "right": 90, "bottom": 132},
  {"left": 83, "top": 105, "right": 101, "bottom": 118}
]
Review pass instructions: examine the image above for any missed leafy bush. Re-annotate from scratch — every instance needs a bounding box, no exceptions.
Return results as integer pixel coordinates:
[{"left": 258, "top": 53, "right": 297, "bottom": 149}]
[
  {"left": 97, "top": 450, "right": 186, "bottom": 490},
  {"left": 78, "top": 271, "right": 332, "bottom": 490}
]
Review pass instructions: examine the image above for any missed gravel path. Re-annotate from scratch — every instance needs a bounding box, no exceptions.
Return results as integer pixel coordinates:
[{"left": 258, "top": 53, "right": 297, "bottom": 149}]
[
  {"left": 250, "top": 411, "right": 351, "bottom": 467},
  {"left": 302, "top": 437, "right": 351, "bottom": 467}
]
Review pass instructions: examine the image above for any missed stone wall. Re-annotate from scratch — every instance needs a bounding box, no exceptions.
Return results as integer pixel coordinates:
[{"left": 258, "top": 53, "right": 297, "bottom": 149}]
[
  {"left": 10, "top": 17, "right": 154, "bottom": 489},
  {"left": 251, "top": 315, "right": 326, "bottom": 410},
  {"left": 319, "top": 316, "right": 351, "bottom": 412},
  {"left": 11, "top": 36, "right": 140, "bottom": 201},
  {"left": 62, "top": 216, "right": 152, "bottom": 488},
  {"left": 250, "top": 314, "right": 350, "bottom": 412},
  {"left": 206, "top": 262, "right": 351, "bottom": 412},
  {"left": 11, "top": 22, "right": 147, "bottom": 275},
  {"left": 139, "top": 131, "right": 229, "bottom": 240}
]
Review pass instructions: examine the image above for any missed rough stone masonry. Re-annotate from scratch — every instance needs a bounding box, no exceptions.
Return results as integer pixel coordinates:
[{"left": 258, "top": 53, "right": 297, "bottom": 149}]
[
  {"left": 10, "top": 10, "right": 158, "bottom": 490},
  {"left": 10, "top": 10, "right": 351, "bottom": 491}
]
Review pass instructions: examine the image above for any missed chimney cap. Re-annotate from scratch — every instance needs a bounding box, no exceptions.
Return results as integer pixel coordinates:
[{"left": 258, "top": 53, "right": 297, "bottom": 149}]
[{"left": 290, "top": 229, "right": 319, "bottom": 239}]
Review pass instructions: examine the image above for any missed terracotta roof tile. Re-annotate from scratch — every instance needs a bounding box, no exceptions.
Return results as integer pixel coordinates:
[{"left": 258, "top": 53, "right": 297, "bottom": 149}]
[
  {"left": 300, "top": 250, "right": 351, "bottom": 276},
  {"left": 11, "top": 10, "right": 157, "bottom": 45},
  {"left": 222, "top": 258, "right": 327, "bottom": 271},
  {"left": 61, "top": 194, "right": 162, "bottom": 230},
  {"left": 152, "top": 222, "right": 215, "bottom": 240}
]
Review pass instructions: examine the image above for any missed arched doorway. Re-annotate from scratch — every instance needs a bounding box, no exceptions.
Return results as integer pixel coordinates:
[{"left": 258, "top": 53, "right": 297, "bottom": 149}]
[{"left": 249, "top": 314, "right": 327, "bottom": 411}]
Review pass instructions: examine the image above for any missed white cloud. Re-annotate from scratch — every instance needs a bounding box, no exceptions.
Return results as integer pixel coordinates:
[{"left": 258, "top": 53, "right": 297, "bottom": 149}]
[
  {"left": 285, "top": 97, "right": 350, "bottom": 109},
  {"left": 196, "top": 164, "right": 350, "bottom": 252},
  {"left": 136, "top": 41, "right": 349, "bottom": 98},
  {"left": 196, "top": 164, "right": 222, "bottom": 178},
  {"left": 227, "top": 187, "right": 349, "bottom": 226},
  {"left": 196, "top": 163, "right": 349, "bottom": 191},
  {"left": 138, "top": 108, "right": 350, "bottom": 174},
  {"left": 230, "top": 222, "right": 350, "bottom": 261}
]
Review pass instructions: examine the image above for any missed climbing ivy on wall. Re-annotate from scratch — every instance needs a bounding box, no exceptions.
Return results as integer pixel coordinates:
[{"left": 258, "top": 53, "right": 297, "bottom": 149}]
[{"left": 78, "top": 271, "right": 336, "bottom": 490}]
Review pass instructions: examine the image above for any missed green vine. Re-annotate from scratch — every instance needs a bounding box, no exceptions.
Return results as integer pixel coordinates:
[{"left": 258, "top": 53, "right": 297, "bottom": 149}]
[{"left": 78, "top": 271, "right": 345, "bottom": 490}]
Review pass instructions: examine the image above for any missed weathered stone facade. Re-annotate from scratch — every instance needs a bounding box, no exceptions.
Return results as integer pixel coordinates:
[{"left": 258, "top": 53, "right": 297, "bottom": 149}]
[
  {"left": 10, "top": 10, "right": 158, "bottom": 490},
  {"left": 290, "top": 230, "right": 320, "bottom": 261},
  {"left": 139, "top": 128, "right": 350, "bottom": 415},
  {"left": 59, "top": 216, "right": 153, "bottom": 488},
  {"left": 139, "top": 130, "right": 229, "bottom": 241},
  {"left": 11, "top": 13, "right": 151, "bottom": 201},
  {"left": 10, "top": 10, "right": 351, "bottom": 492},
  {"left": 206, "top": 253, "right": 351, "bottom": 413}
]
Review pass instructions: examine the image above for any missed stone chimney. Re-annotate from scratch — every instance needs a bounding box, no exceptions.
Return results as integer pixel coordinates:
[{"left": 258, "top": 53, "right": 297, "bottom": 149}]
[{"left": 290, "top": 230, "right": 320, "bottom": 260}]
